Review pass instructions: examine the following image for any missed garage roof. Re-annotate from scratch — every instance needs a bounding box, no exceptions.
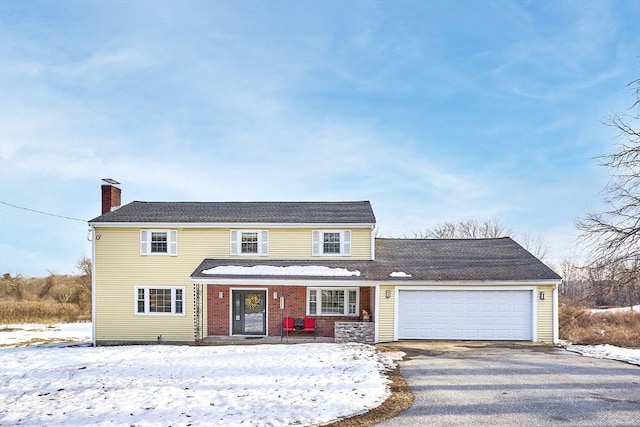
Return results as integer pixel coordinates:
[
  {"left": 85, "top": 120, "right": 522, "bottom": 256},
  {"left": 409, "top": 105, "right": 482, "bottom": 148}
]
[
  {"left": 372, "top": 237, "right": 561, "bottom": 281},
  {"left": 191, "top": 237, "right": 561, "bottom": 282}
]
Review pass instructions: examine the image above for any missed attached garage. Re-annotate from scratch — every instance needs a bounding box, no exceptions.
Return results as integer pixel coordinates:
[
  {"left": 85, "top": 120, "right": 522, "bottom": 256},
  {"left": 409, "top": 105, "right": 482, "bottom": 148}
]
[
  {"left": 373, "top": 238, "right": 561, "bottom": 343},
  {"left": 397, "top": 289, "right": 534, "bottom": 341}
]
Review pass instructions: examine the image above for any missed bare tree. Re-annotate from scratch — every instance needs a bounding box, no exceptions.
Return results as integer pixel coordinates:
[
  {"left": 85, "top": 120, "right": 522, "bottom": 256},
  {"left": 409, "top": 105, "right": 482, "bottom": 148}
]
[
  {"left": 75, "top": 256, "right": 92, "bottom": 306},
  {"left": 77, "top": 256, "right": 92, "bottom": 277},
  {"left": 414, "top": 219, "right": 512, "bottom": 239},
  {"left": 414, "top": 219, "right": 549, "bottom": 259},
  {"left": 577, "top": 79, "right": 640, "bottom": 267},
  {"left": 518, "top": 233, "right": 549, "bottom": 260},
  {"left": 2, "top": 273, "right": 24, "bottom": 300}
]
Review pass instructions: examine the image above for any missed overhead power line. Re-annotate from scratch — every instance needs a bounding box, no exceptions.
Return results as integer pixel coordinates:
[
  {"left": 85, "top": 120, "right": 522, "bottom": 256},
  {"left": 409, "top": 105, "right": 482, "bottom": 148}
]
[{"left": 0, "top": 200, "right": 87, "bottom": 223}]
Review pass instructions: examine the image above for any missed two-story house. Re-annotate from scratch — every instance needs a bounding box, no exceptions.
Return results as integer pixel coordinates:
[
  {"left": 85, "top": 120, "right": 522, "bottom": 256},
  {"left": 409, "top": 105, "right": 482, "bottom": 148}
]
[{"left": 89, "top": 179, "right": 561, "bottom": 346}]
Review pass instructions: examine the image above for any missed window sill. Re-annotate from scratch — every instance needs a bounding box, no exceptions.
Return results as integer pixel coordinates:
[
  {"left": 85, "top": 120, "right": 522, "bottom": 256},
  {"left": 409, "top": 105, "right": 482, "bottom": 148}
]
[
  {"left": 134, "top": 313, "right": 186, "bottom": 316},
  {"left": 307, "top": 314, "right": 359, "bottom": 317}
]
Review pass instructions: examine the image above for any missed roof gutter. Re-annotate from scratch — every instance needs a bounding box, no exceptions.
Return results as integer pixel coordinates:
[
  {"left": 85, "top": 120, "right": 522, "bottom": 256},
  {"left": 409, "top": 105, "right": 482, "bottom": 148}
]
[
  {"left": 89, "top": 222, "right": 376, "bottom": 229},
  {"left": 190, "top": 278, "right": 560, "bottom": 286},
  {"left": 191, "top": 278, "right": 379, "bottom": 286}
]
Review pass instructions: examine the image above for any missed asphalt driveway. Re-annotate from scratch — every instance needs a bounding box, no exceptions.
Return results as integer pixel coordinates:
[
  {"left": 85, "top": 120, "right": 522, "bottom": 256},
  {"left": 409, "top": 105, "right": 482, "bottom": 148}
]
[{"left": 376, "top": 342, "right": 640, "bottom": 426}]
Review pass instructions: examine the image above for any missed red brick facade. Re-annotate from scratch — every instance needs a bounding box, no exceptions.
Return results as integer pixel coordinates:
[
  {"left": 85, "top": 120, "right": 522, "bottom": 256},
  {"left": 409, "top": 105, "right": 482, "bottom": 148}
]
[{"left": 207, "top": 284, "right": 373, "bottom": 337}]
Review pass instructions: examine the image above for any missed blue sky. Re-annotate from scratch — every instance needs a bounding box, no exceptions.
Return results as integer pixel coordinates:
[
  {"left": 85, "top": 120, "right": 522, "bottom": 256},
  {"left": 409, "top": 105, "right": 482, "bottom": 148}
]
[{"left": 0, "top": 0, "right": 638, "bottom": 277}]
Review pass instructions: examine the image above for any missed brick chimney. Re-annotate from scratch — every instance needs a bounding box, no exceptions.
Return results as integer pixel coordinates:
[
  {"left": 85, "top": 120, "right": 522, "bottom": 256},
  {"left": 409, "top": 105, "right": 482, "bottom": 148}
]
[{"left": 101, "top": 178, "right": 121, "bottom": 214}]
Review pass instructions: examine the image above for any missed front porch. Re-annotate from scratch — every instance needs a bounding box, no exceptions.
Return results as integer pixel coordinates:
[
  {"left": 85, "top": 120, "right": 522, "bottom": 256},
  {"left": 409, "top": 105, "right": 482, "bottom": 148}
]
[
  {"left": 200, "top": 319, "right": 376, "bottom": 345},
  {"left": 202, "top": 284, "right": 376, "bottom": 340},
  {"left": 199, "top": 335, "right": 334, "bottom": 345}
]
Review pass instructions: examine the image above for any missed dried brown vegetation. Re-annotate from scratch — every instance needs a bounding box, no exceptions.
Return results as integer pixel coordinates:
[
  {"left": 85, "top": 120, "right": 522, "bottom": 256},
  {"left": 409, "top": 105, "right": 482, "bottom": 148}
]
[
  {"left": 559, "top": 304, "right": 640, "bottom": 348},
  {"left": 1, "top": 257, "right": 91, "bottom": 324},
  {"left": 0, "top": 300, "right": 90, "bottom": 324}
]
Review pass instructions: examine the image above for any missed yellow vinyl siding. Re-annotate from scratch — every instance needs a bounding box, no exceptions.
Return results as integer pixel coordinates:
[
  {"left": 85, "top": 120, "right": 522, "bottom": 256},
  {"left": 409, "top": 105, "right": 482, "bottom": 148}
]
[
  {"left": 268, "top": 228, "right": 372, "bottom": 259},
  {"left": 122, "top": 227, "right": 372, "bottom": 260},
  {"left": 536, "top": 284, "right": 555, "bottom": 343},
  {"left": 377, "top": 285, "right": 395, "bottom": 342},
  {"left": 94, "top": 227, "right": 203, "bottom": 342},
  {"left": 94, "top": 225, "right": 374, "bottom": 342}
]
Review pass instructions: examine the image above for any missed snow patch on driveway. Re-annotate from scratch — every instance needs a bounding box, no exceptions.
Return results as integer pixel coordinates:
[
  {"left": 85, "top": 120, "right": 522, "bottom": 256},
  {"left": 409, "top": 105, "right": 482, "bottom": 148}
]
[{"left": 566, "top": 344, "right": 640, "bottom": 366}]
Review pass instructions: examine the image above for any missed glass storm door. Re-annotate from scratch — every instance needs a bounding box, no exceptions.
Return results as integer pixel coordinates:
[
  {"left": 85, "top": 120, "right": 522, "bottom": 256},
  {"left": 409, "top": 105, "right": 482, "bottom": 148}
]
[{"left": 232, "top": 290, "right": 266, "bottom": 335}]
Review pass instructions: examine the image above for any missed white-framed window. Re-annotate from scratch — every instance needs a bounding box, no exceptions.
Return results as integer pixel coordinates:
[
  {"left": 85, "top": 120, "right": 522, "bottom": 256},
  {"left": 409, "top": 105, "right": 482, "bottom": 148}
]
[
  {"left": 140, "top": 230, "right": 178, "bottom": 256},
  {"left": 307, "top": 288, "right": 359, "bottom": 316},
  {"left": 230, "top": 230, "right": 268, "bottom": 256},
  {"left": 135, "top": 286, "right": 185, "bottom": 315},
  {"left": 312, "top": 230, "right": 351, "bottom": 256}
]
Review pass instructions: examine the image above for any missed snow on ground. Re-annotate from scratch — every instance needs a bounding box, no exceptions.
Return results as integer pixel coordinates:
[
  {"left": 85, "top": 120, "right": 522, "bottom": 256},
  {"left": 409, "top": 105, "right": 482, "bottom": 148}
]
[
  {"left": 0, "top": 324, "right": 401, "bottom": 427},
  {"left": 589, "top": 304, "right": 640, "bottom": 314},
  {"left": 2, "top": 323, "right": 637, "bottom": 426},
  {"left": 566, "top": 344, "right": 640, "bottom": 366},
  {"left": 0, "top": 323, "right": 92, "bottom": 347}
]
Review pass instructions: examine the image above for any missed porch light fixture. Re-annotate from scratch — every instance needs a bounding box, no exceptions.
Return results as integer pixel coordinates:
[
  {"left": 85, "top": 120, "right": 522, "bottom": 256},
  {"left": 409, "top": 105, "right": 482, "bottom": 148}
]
[
  {"left": 218, "top": 291, "right": 223, "bottom": 299},
  {"left": 385, "top": 290, "right": 391, "bottom": 299},
  {"left": 539, "top": 292, "right": 545, "bottom": 300},
  {"left": 273, "top": 291, "right": 278, "bottom": 299}
]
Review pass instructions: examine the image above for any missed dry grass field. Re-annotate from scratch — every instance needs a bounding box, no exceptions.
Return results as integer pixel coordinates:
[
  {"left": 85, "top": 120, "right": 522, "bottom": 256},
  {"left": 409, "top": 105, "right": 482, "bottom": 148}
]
[
  {"left": 559, "top": 304, "right": 640, "bottom": 348},
  {"left": 0, "top": 270, "right": 91, "bottom": 324}
]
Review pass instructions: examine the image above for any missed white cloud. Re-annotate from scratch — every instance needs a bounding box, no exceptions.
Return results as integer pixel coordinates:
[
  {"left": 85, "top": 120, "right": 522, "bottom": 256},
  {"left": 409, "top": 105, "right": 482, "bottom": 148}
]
[{"left": 1, "top": 0, "right": 637, "bottom": 276}]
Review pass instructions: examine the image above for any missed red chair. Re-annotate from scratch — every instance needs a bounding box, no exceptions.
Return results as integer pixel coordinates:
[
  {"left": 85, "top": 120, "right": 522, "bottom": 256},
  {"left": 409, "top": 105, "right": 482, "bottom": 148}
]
[
  {"left": 281, "top": 316, "right": 295, "bottom": 339},
  {"left": 303, "top": 317, "right": 316, "bottom": 339}
]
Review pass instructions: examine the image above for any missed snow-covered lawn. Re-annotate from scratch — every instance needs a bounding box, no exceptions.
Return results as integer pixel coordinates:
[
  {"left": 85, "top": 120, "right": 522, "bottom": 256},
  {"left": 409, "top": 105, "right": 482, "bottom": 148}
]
[
  {"left": 2, "top": 323, "right": 637, "bottom": 426},
  {"left": 0, "top": 323, "right": 91, "bottom": 347},
  {"left": 0, "top": 323, "right": 401, "bottom": 426}
]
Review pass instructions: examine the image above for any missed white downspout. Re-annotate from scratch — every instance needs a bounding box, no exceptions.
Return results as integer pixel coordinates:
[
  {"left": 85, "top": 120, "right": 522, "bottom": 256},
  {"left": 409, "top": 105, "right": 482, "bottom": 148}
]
[
  {"left": 90, "top": 225, "right": 96, "bottom": 346},
  {"left": 371, "top": 225, "right": 376, "bottom": 260},
  {"left": 374, "top": 284, "right": 380, "bottom": 343},
  {"left": 552, "top": 283, "right": 559, "bottom": 345}
]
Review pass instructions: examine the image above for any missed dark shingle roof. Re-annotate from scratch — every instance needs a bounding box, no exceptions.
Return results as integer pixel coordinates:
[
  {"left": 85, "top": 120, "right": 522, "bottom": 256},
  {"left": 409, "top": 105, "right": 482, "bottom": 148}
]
[
  {"left": 190, "top": 237, "right": 560, "bottom": 282},
  {"left": 371, "top": 238, "right": 561, "bottom": 281},
  {"left": 89, "top": 201, "right": 376, "bottom": 224}
]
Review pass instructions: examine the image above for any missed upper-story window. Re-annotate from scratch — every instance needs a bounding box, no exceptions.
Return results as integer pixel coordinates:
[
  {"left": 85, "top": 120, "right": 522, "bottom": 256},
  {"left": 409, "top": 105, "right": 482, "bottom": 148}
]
[
  {"left": 140, "top": 230, "right": 178, "bottom": 256},
  {"left": 230, "top": 230, "right": 268, "bottom": 256},
  {"left": 151, "top": 232, "right": 167, "bottom": 253},
  {"left": 312, "top": 230, "right": 351, "bottom": 256}
]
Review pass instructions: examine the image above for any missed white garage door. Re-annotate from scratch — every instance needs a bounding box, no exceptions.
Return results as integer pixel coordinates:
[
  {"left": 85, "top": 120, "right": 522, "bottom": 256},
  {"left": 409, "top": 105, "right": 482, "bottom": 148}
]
[{"left": 398, "top": 290, "right": 533, "bottom": 340}]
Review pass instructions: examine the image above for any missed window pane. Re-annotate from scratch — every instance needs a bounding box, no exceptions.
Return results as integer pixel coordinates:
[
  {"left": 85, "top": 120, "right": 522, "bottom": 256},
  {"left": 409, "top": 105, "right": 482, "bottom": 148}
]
[
  {"left": 241, "top": 232, "right": 258, "bottom": 253},
  {"left": 321, "top": 290, "right": 344, "bottom": 314},
  {"left": 309, "top": 290, "right": 317, "bottom": 314},
  {"left": 348, "top": 290, "right": 357, "bottom": 314},
  {"left": 175, "top": 289, "right": 183, "bottom": 314},
  {"left": 151, "top": 232, "right": 168, "bottom": 253},
  {"left": 323, "top": 232, "right": 341, "bottom": 254},
  {"left": 149, "top": 288, "right": 172, "bottom": 313},
  {"left": 137, "top": 289, "right": 145, "bottom": 313}
]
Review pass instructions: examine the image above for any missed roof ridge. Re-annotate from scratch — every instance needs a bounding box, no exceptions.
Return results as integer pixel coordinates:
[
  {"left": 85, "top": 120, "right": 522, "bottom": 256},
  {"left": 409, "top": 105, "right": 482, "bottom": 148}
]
[
  {"left": 375, "top": 237, "right": 512, "bottom": 241},
  {"left": 129, "top": 200, "right": 372, "bottom": 204}
]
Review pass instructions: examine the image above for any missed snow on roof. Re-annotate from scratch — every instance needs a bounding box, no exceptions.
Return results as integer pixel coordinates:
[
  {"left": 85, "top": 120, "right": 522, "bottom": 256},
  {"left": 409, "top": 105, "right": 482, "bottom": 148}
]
[
  {"left": 202, "top": 265, "right": 361, "bottom": 277},
  {"left": 389, "top": 271, "right": 411, "bottom": 278}
]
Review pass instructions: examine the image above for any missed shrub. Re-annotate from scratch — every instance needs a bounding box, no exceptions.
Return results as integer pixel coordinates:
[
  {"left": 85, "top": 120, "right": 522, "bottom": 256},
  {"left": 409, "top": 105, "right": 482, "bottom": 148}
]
[{"left": 560, "top": 304, "right": 640, "bottom": 348}]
